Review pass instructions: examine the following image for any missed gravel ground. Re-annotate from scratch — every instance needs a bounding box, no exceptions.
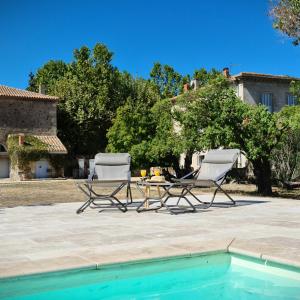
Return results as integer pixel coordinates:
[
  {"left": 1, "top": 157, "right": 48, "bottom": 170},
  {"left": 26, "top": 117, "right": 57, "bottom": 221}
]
[{"left": 0, "top": 179, "right": 298, "bottom": 208}]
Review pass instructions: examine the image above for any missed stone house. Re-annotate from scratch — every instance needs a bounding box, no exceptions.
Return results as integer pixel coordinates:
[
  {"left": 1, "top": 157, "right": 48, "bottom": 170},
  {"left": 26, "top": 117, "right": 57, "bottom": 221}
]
[
  {"left": 227, "top": 68, "right": 298, "bottom": 112},
  {"left": 0, "top": 85, "right": 67, "bottom": 180}
]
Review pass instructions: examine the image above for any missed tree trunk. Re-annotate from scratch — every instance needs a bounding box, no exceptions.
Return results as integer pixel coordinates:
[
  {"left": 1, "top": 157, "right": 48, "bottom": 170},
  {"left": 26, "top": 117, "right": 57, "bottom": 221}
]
[
  {"left": 171, "top": 156, "right": 182, "bottom": 178},
  {"left": 184, "top": 150, "right": 194, "bottom": 174},
  {"left": 252, "top": 158, "right": 273, "bottom": 196}
]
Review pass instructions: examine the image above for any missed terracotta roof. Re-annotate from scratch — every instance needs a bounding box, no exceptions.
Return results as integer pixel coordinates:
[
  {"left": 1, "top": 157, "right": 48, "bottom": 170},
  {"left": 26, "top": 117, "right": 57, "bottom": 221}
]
[
  {"left": 231, "top": 72, "right": 300, "bottom": 82},
  {"left": 34, "top": 135, "right": 67, "bottom": 154},
  {"left": 0, "top": 85, "right": 59, "bottom": 101}
]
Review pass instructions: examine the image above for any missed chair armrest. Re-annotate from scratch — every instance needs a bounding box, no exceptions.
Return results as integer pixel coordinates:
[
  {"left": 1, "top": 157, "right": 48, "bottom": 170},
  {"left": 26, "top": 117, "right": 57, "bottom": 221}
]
[{"left": 180, "top": 167, "right": 201, "bottom": 180}]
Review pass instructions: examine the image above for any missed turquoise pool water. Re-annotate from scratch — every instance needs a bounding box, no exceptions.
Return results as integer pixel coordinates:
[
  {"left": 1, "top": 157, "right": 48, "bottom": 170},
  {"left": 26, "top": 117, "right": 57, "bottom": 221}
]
[{"left": 1, "top": 253, "right": 300, "bottom": 299}]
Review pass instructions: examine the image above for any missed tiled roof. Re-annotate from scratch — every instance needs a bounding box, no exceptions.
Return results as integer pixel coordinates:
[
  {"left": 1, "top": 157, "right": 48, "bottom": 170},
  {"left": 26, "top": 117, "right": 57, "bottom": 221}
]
[
  {"left": 231, "top": 72, "right": 300, "bottom": 82},
  {"left": 34, "top": 135, "right": 67, "bottom": 154},
  {"left": 0, "top": 85, "right": 59, "bottom": 101}
]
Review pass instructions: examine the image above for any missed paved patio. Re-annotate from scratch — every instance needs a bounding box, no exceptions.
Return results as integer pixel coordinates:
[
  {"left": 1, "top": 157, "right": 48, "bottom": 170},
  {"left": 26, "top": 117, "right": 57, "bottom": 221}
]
[{"left": 1, "top": 194, "right": 300, "bottom": 278}]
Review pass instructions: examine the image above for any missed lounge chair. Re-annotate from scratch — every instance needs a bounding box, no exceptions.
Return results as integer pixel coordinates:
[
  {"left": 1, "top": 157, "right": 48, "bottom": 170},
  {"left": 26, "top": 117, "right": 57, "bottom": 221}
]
[
  {"left": 165, "top": 149, "right": 240, "bottom": 209},
  {"left": 76, "top": 153, "right": 132, "bottom": 214}
]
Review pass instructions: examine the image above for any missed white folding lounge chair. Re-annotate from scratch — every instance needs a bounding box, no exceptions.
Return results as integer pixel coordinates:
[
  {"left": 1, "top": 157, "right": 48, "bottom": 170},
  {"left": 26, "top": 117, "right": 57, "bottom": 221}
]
[
  {"left": 76, "top": 153, "right": 132, "bottom": 214},
  {"left": 165, "top": 149, "right": 240, "bottom": 209}
]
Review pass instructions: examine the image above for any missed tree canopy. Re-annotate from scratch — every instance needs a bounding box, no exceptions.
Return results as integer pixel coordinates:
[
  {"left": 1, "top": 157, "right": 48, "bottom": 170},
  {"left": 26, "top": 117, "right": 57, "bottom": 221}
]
[
  {"left": 272, "top": 105, "right": 300, "bottom": 185},
  {"left": 174, "top": 75, "right": 286, "bottom": 195},
  {"left": 28, "top": 44, "right": 133, "bottom": 157},
  {"left": 106, "top": 78, "right": 160, "bottom": 168},
  {"left": 150, "top": 62, "right": 185, "bottom": 98},
  {"left": 271, "top": 0, "right": 300, "bottom": 45},
  {"left": 27, "top": 42, "right": 298, "bottom": 195}
]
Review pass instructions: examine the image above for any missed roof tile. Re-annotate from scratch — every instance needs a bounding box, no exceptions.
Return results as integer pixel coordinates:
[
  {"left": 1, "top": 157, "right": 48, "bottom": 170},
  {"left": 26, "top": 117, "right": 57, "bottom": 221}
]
[
  {"left": 231, "top": 72, "right": 300, "bottom": 81},
  {"left": 0, "top": 85, "right": 59, "bottom": 101},
  {"left": 34, "top": 135, "right": 67, "bottom": 154}
]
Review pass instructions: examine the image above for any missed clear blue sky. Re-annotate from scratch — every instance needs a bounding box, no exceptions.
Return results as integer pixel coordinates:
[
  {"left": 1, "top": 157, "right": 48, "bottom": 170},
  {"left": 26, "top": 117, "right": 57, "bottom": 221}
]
[{"left": 1, "top": 0, "right": 299, "bottom": 89}]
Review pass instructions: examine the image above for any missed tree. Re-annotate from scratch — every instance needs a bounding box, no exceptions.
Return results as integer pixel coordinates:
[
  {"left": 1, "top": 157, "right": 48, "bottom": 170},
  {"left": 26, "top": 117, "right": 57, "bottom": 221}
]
[
  {"left": 148, "top": 99, "right": 184, "bottom": 175},
  {"left": 193, "top": 68, "right": 220, "bottom": 86},
  {"left": 106, "top": 78, "right": 161, "bottom": 168},
  {"left": 27, "top": 60, "right": 68, "bottom": 92},
  {"left": 53, "top": 44, "right": 128, "bottom": 156},
  {"left": 150, "top": 62, "right": 183, "bottom": 98},
  {"left": 28, "top": 43, "right": 132, "bottom": 157},
  {"left": 270, "top": 0, "right": 300, "bottom": 45},
  {"left": 107, "top": 77, "right": 186, "bottom": 173},
  {"left": 174, "top": 75, "right": 285, "bottom": 195},
  {"left": 272, "top": 105, "right": 300, "bottom": 186}
]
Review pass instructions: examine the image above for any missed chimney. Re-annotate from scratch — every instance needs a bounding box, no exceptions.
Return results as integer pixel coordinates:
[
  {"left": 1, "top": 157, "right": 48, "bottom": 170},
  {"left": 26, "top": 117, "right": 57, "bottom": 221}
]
[
  {"left": 183, "top": 83, "right": 190, "bottom": 93},
  {"left": 190, "top": 79, "right": 199, "bottom": 90},
  {"left": 223, "top": 67, "right": 230, "bottom": 78},
  {"left": 19, "top": 134, "right": 25, "bottom": 146},
  {"left": 38, "top": 84, "right": 46, "bottom": 94}
]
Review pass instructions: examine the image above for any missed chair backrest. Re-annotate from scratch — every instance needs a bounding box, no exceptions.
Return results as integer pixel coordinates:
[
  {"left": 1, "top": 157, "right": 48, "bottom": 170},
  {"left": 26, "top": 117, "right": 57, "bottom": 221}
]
[
  {"left": 196, "top": 149, "right": 240, "bottom": 182},
  {"left": 94, "top": 153, "right": 131, "bottom": 181}
]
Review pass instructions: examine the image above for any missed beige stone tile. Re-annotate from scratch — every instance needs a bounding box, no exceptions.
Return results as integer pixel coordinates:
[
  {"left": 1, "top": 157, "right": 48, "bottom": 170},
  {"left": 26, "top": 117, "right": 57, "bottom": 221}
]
[{"left": 1, "top": 195, "right": 300, "bottom": 277}]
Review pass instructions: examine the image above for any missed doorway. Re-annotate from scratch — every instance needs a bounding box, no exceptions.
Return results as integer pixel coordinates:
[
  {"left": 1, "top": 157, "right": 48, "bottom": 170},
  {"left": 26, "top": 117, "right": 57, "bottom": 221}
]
[
  {"left": 35, "top": 160, "right": 49, "bottom": 178},
  {"left": 0, "top": 158, "right": 9, "bottom": 178}
]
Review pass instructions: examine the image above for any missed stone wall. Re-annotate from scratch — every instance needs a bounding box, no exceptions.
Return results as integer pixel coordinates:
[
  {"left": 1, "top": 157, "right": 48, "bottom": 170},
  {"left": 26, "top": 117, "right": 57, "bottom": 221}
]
[
  {"left": 240, "top": 79, "right": 291, "bottom": 112},
  {"left": 10, "top": 158, "right": 64, "bottom": 181},
  {"left": 0, "top": 98, "right": 57, "bottom": 147}
]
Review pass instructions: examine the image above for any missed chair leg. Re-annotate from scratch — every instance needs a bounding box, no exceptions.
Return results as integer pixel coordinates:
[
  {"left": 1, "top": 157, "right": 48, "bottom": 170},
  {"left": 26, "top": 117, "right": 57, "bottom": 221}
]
[
  {"left": 110, "top": 196, "right": 127, "bottom": 212},
  {"left": 76, "top": 197, "right": 94, "bottom": 214},
  {"left": 77, "top": 182, "right": 129, "bottom": 214},
  {"left": 218, "top": 186, "right": 236, "bottom": 204},
  {"left": 182, "top": 196, "right": 196, "bottom": 212},
  {"left": 126, "top": 184, "right": 133, "bottom": 205},
  {"left": 203, "top": 187, "right": 219, "bottom": 208},
  {"left": 203, "top": 183, "right": 235, "bottom": 208}
]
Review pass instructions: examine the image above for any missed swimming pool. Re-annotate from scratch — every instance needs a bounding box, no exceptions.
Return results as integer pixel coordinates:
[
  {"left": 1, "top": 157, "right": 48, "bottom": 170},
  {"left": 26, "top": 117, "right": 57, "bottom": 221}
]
[{"left": 1, "top": 252, "right": 300, "bottom": 299}]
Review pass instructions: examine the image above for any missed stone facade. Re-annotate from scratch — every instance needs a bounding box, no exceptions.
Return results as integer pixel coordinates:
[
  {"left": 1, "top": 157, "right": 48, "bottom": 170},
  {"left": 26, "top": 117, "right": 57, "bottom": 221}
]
[
  {"left": 0, "top": 98, "right": 57, "bottom": 148},
  {"left": 0, "top": 86, "right": 66, "bottom": 180},
  {"left": 230, "top": 72, "right": 298, "bottom": 112}
]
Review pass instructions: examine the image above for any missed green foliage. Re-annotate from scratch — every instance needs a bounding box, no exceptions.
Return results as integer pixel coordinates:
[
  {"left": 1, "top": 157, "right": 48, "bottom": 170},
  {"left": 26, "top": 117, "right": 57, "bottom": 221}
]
[
  {"left": 272, "top": 106, "right": 300, "bottom": 184},
  {"left": 27, "top": 60, "right": 68, "bottom": 93},
  {"left": 148, "top": 99, "right": 183, "bottom": 170},
  {"left": 193, "top": 68, "right": 221, "bottom": 87},
  {"left": 174, "top": 76, "right": 233, "bottom": 151},
  {"left": 28, "top": 43, "right": 132, "bottom": 156},
  {"left": 106, "top": 79, "right": 160, "bottom": 168},
  {"left": 290, "top": 80, "right": 300, "bottom": 101},
  {"left": 150, "top": 62, "right": 183, "bottom": 98},
  {"left": 270, "top": 0, "right": 300, "bottom": 45},
  {"left": 7, "top": 135, "right": 48, "bottom": 170},
  {"left": 174, "top": 75, "right": 285, "bottom": 195}
]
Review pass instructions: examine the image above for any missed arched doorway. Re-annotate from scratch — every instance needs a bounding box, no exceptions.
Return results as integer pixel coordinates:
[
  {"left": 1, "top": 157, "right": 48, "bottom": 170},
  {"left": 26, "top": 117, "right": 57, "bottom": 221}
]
[{"left": 0, "top": 144, "right": 9, "bottom": 178}]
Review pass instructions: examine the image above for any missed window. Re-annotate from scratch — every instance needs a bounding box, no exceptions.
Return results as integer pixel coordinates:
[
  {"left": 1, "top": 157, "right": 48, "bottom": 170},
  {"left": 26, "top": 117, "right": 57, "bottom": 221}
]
[
  {"left": 287, "top": 93, "right": 297, "bottom": 106},
  {"left": 261, "top": 93, "right": 273, "bottom": 112}
]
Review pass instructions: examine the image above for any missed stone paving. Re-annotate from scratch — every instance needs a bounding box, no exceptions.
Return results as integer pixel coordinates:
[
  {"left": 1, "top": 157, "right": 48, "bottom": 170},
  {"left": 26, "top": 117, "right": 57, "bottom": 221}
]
[{"left": 0, "top": 194, "right": 300, "bottom": 278}]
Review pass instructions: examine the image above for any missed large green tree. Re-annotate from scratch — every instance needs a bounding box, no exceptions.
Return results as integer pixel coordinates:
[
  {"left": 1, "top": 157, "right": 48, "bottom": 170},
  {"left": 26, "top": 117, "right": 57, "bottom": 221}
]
[
  {"left": 272, "top": 105, "right": 300, "bottom": 186},
  {"left": 107, "top": 68, "right": 223, "bottom": 174},
  {"left": 270, "top": 0, "right": 300, "bottom": 45},
  {"left": 106, "top": 78, "right": 161, "bottom": 168},
  {"left": 28, "top": 43, "right": 131, "bottom": 157},
  {"left": 27, "top": 60, "right": 68, "bottom": 93},
  {"left": 174, "top": 76, "right": 285, "bottom": 195}
]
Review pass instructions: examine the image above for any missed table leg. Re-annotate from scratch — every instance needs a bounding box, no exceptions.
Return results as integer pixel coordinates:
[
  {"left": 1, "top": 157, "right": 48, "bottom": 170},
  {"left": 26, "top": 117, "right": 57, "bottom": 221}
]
[
  {"left": 157, "top": 186, "right": 161, "bottom": 198},
  {"left": 144, "top": 186, "right": 150, "bottom": 208}
]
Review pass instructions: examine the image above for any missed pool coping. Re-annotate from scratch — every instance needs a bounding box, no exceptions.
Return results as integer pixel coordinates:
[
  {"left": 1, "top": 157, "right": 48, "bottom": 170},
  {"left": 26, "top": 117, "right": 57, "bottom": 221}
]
[{"left": 1, "top": 244, "right": 300, "bottom": 281}]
